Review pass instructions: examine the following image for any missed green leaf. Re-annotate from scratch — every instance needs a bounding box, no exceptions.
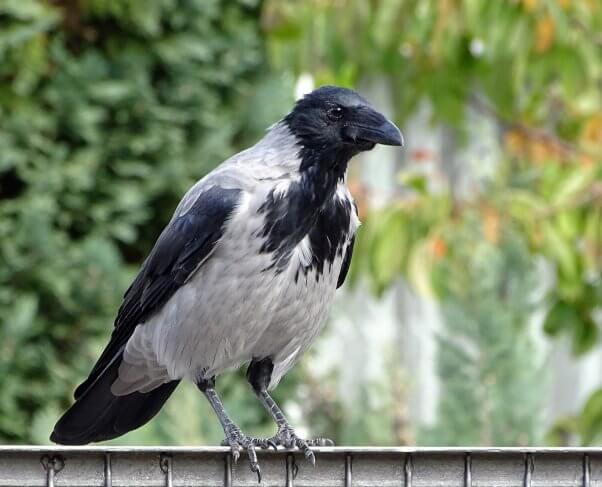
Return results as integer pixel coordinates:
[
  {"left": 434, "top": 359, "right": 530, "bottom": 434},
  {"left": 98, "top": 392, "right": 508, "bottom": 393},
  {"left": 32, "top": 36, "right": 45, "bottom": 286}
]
[
  {"left": 578, "top": 389, "right": 602, "bottom": 445},
  {"left": 552, "top": 165, "right": 596, "bottom": 206},
  {"left": 543, "top": 301, "right": 578, "bottom": 337},
  {"left": 541, "top": 221, "right": 580, "bottom": 290}
]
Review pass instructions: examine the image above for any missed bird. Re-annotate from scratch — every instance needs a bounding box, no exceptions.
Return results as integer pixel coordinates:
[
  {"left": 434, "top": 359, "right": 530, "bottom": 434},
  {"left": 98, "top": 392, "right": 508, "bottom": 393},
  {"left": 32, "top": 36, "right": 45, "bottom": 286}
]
[{"left": 51, "top": 85, "right": 403, "bottom": 480}]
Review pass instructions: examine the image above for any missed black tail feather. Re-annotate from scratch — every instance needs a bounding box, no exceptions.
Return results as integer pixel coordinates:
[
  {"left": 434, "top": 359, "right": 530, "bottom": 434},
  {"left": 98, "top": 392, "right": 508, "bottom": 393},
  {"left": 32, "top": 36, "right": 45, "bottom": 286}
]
[{"left": 51, "top": 355, "right": 179, "bottom": 445}]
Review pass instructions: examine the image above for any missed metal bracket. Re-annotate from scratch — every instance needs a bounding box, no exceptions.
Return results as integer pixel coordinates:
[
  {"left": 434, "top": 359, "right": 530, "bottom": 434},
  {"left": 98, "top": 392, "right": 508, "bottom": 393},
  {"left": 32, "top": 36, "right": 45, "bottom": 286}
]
[
  {"left": 583, "top": 454, "right": 591, "bottom": 487},
  {"left": 104, "top": 452, "right": 112, "bottom": 487},
  {"left": 224, "top": 453, "right": 232, "bottom": 487},
  {"left": 523, "top": 453, "right": 534, "bottom": 487},
  {"left": 344, "top": 454, "right": 352, "bottom": 487},
  {"left": 285, "top": 453, "right": 299, "bottom": 487},
  {"left": 41, "top": 454, "right": 64, "bottom": 487},
  {"left": 160, "top": 454, "right": 173, "bottom": 487},
  {"left": 464, "top": 453, "right": 472, "bottom": 487},
  {"left": 404, "top": 453, "right": 413, "bottom": 487}
]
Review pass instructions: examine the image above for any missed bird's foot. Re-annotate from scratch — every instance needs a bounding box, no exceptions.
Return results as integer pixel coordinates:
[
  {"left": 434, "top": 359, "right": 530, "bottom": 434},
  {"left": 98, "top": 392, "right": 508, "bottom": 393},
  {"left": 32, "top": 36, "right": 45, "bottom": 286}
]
[
  {"left": 221, "top": 426, "right": 263, "bottom": 482},
  {"left": 261, "top": 427, "right": 335, "bottom": 465}
]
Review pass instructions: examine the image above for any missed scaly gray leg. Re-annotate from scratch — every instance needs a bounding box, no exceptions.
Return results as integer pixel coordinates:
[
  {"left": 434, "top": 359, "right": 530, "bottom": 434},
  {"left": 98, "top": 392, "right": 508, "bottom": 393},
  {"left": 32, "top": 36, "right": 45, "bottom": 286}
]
[
  {"left": 246, "top": 358, "right": 334, "bottom": 465},
  {"left": 196, "top": 377, "right": 264, "bottom": 482}
]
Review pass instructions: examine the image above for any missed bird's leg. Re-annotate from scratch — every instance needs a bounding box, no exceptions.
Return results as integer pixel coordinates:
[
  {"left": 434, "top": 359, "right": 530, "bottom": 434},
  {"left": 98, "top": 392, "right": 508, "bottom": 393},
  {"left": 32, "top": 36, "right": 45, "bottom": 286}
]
[
  {"left": 246, "top": 358, "right": 334, "bottom": 465},
  {"left": 196, "top": 377, "right": 263, "bottom": 482}
]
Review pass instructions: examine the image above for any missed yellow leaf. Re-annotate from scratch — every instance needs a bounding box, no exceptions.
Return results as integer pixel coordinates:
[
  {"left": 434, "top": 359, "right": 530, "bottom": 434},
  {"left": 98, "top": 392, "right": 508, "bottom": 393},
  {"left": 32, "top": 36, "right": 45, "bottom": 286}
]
[
  {"left": 535, "top": 15, "right": 555, "bottom": 53},
  {"left": 407, "top": 240, "right": 436, "bottom": 299},
  {"left": 522, "top": 0, "right": 539, "bottom": 12},
  {"left": 556, "top": 0, "right": 570, "bottom": 9},
  {"left": 581, "top": 114, "right": 602, "bottom": 148},
  {"left": 504, "top": 129, "right": 526, "bottom": 156}
]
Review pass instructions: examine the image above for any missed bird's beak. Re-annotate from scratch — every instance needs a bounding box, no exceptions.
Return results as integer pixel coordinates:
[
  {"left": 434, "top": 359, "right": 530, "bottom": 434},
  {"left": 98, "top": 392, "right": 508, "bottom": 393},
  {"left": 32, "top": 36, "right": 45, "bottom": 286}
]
[{"left": 342, "top": 109, "right": 404, "bottom": 147}]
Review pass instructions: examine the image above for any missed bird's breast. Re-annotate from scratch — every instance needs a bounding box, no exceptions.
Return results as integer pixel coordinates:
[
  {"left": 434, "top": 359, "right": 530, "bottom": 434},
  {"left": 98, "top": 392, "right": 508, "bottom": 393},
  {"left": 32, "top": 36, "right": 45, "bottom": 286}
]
[
  {"left": 131, "top": 181, "right": 358, "bottom": 383},
  {"left": 256, "top": 180, "right": 358, "bottom": 280}
]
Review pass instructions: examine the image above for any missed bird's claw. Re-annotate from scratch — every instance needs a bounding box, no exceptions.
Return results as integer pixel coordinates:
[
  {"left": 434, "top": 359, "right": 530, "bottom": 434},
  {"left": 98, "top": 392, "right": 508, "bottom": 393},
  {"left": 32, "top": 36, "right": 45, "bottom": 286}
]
[
  {"left": 222, "top": 426, "right": 331, "bottom": 478},
  {"left": 259, "top": 426, "right": 332, "bottom": 465},
  {"left": 221, "top": 427, "right": 262, "bottom": 482}
]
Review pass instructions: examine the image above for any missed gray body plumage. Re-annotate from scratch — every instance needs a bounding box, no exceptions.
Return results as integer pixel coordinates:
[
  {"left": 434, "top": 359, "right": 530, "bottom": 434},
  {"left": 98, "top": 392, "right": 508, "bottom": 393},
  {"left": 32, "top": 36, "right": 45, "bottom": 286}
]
[{"left": 113, "top": 122, "right": 359, "bottom": 394}]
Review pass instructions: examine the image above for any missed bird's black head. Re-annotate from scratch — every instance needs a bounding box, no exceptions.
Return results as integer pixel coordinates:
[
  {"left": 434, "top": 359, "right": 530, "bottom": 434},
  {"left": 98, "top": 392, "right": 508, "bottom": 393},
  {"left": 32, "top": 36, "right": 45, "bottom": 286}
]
[{"left": 284, "top": 85, "right": 404, "bottom": 159}]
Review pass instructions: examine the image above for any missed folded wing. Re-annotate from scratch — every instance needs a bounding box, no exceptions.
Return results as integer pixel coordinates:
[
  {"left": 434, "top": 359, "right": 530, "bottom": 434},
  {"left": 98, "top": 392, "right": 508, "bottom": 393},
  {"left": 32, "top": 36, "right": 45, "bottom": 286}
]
[{"left": 51, "top": 185, "right": 241, "bottom": 444}]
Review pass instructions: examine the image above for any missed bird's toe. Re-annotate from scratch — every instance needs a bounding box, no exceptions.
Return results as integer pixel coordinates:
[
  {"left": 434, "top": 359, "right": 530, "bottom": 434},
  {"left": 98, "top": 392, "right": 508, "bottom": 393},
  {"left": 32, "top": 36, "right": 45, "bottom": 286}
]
[
  {"left": 267, "top": 427, "right": 320, "bottom": 464},
  {"left": 221, "top": 429, "right": 265, "bottom": 481},
  {"left": 250, "top": 437, "right": 278, "bottom": 450},
  {"left": 243, "top": 441, "right": 261, "bottom": 483},
  {"left": 292, "top": 436, "right": 315, "bottom": 465},
  {"left": 307, "top": 437, "right": 335, "bottom": 447},
  {"left": 223, "top": 437, "right": 241, "bottom": 463}
]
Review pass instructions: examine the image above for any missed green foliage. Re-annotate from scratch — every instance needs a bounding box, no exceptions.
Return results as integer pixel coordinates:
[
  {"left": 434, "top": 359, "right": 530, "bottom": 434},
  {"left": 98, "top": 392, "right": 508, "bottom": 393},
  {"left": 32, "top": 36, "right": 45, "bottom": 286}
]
[
  {"left": 0, "top": 0, "right": 285, "bottom": 443},
  {"left": 547, "top": 388, "right": 602, "bottom": 446},
  {"left": 351, "top": 192, "right": 551, "bottom": 445},
  {"left": 265, "top": 0, "right": 602, "bottom": 130},
  {"left": 297, "top": 357, "right": 405, "bottom": 446},
  {"left": 422, "top": 215, "right": 545, "bottom": 445},
  {"left": 505, "top": 162, "right": 602, "bottom": 354}
]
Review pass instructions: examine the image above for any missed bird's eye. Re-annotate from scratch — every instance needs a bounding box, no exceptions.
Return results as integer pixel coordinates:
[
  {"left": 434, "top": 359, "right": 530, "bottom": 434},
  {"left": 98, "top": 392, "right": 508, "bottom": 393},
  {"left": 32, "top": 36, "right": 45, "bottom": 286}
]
[{"left": 327, "top": 106, "right": 344, "bottom": 121}]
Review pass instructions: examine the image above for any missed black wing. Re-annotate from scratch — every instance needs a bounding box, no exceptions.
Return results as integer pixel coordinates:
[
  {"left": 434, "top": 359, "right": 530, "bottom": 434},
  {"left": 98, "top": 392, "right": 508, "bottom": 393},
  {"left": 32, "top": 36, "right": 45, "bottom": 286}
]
[
  {"left": 337, "top": 235, "right": 355, "bottom": 288},
  {"left": 74, "top": 185, "right": 241, "bottom": 399}
]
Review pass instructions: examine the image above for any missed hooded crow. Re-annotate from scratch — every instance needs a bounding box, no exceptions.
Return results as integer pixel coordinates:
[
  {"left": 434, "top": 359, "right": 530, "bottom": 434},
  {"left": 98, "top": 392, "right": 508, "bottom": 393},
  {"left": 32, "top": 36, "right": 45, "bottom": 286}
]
[{"left": 51, "top": 85, "right": 403, "bottom": 479}]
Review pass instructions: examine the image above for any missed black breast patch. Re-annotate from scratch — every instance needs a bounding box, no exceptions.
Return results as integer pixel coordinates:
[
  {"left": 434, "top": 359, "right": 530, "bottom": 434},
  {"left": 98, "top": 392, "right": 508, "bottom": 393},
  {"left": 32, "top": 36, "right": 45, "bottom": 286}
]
[
  {"left": 306, "top": 196, "right": 353, "bottom": 277},
  {"left": 258, "top": 180, "right": 353, "bottom": 280}
]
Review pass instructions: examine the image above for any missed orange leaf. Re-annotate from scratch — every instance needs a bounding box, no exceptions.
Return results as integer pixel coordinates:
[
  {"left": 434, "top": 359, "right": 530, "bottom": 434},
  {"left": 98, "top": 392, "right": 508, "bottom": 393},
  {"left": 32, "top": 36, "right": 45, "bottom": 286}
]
[
  {"left": 430, "top": 236, "right": 447, "bottom": 259},
  {"left": 410, "top": 148, "right": 435, "bottom": 162},
  {"left": 504, "top": 130, "right": 526, "bottom": 156},
  {"left": 347, "top": 179, "right": 369, "bottom": 219},
  {"left": 529, "top": 139, "right": 554, "bottom": 163},
  {"left": 482, "top": 208, "right": 500, "bottom": 244}
]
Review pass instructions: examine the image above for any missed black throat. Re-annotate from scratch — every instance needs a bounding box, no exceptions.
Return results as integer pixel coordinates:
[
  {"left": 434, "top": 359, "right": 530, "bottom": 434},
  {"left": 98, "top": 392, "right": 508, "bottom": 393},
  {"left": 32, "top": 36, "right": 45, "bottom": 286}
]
[{"left": 257, "top": 139, "right": 355, "bottom": 278}]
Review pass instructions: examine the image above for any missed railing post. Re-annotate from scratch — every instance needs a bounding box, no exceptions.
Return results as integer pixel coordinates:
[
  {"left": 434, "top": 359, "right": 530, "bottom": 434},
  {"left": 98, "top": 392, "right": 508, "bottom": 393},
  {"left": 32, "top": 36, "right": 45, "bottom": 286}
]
[
  {"left": 583, "top": 454, "right": 590, "bottom": 487},
  {"left": 523, "top": 453, "right": 534, "bottom": 487},
  {"left": 285, "top": 453, "right": 298, "bottom": 487},
  {"left": 160, "top": 453, "right": 173, "bottom": 487},
  {"left": 41, "top": 454, "right": 64, "bottom": 487},
  {"left": 464, "top": 453, "right": 472, "bottom": 487},
  {"left": 344, "top": 453, "right": 352, "bottom": 487},
  {"left": 404, "top": 453, "right": 413, "bottom": 487},
  {"left": 224, "top": 453, "right": 232, "bottom": 487},
  {"left": 104, "top": 452, "right": 112, "bottom": 487}
]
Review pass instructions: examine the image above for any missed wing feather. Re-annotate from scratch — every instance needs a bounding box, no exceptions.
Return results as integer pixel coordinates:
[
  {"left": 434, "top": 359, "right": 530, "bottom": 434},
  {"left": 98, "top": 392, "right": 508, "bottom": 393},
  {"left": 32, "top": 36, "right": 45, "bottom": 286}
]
[{"left": 74, "top": 185, "right": 241, "bottom": 399}]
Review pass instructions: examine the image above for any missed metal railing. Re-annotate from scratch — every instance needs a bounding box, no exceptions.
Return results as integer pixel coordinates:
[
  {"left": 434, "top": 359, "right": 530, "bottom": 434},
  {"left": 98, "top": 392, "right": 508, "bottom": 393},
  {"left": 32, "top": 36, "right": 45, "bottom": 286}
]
[{"left": 0, "top": 446, "right": 600, "bottom": 486}]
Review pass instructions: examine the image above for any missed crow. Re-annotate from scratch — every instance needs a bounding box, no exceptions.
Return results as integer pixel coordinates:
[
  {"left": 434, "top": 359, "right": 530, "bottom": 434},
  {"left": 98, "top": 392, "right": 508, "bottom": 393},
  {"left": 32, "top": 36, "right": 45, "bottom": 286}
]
[{"left": 51, "top": 86, "right": 403, "bottom": 479}]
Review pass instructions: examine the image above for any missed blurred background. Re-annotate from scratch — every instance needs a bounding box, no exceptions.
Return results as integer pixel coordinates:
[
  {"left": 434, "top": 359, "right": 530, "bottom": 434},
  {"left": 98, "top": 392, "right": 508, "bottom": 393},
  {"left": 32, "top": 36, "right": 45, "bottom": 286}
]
[{"left": 0, "top": 0, "right": 600, "bottom": 447}]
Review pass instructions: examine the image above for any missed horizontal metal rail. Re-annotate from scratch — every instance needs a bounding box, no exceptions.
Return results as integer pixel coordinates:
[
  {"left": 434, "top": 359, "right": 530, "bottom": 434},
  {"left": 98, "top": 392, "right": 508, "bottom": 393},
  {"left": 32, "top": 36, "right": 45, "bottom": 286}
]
[{"left": 0, "top": 446, "right": 600, "bottom": 486}]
